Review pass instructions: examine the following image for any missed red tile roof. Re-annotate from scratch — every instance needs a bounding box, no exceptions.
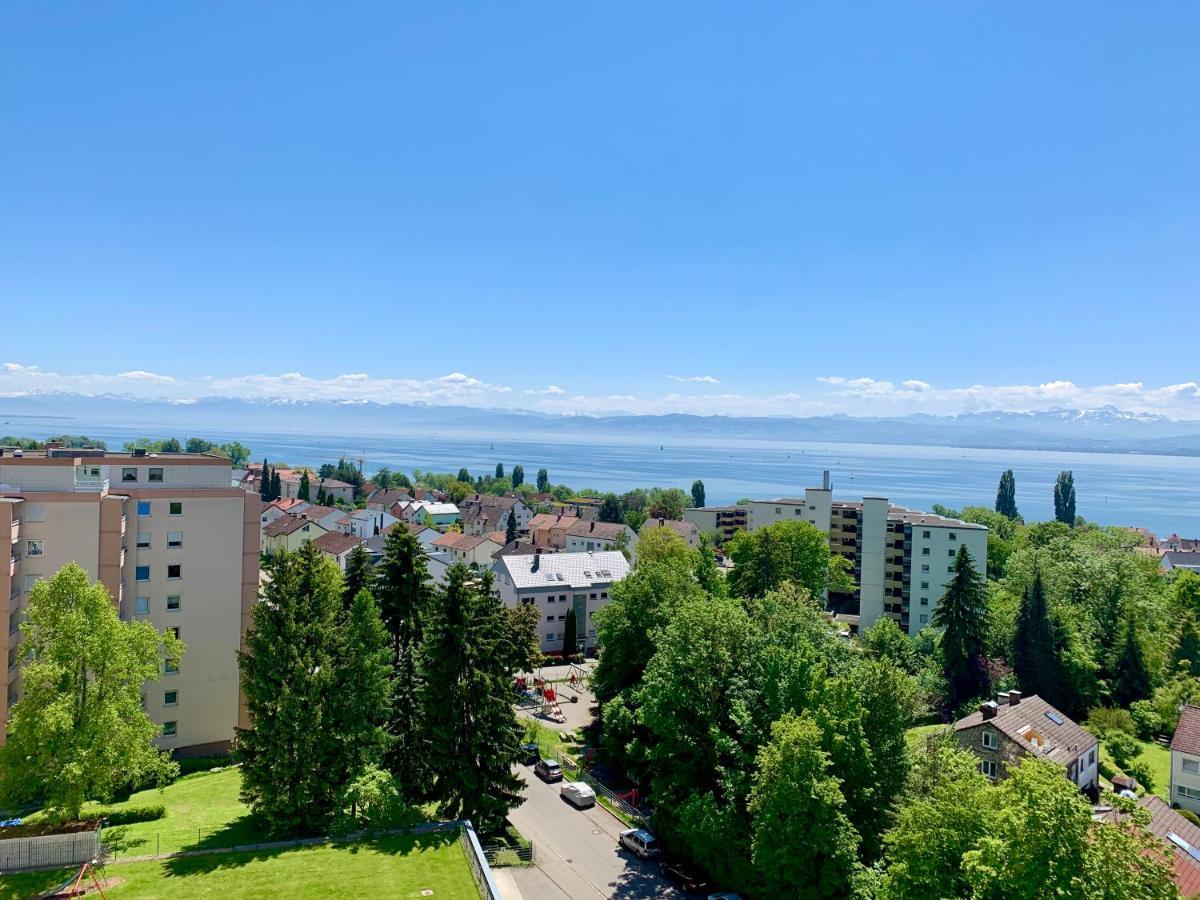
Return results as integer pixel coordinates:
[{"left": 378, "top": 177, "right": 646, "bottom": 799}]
[
  {"left": 432, "top": 532, "right": 490, "bottom": 552},
  {"left": 1172, "top": 706, "right": 1200, "bottom": 756},
  {"left": 313, "top": 531, "right": 363, "bottom": 557},
  {"left": 1100, "top": 795, "right": 1200, "bottom": 897}
]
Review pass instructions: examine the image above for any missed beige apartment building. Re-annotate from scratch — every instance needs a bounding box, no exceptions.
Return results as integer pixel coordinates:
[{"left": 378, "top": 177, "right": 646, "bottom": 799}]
[{"left": 0, "top": 445, "right": 258, "bottom": 756}]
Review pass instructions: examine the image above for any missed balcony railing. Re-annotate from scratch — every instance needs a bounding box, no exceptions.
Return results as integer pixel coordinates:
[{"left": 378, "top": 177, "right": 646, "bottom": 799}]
[{"left": 73, "top": 476, "right": 109, "bottom": 493}]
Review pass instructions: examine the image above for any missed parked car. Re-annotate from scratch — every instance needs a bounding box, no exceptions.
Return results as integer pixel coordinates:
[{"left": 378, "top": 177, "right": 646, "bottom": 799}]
[
  {"left": 560, "top": 781, "right": 596, "bottom": 809},
  {"left": 618, "top": 828, "right": 661, "bottom": 859},
  {"left": 534, "top": 758, "right": 563, "bottom": 782},
  {"left": 661, "top": 860, "right": 711, "bottom": 894},
  {"left": 520, "top": 742, "right": 541, "bottom": 764}
]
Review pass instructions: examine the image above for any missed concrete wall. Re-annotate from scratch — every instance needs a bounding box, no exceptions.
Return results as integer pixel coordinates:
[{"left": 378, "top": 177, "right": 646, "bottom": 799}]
[
  {"left": 858, "top": 498, "right": 888, "bottom": 632},
  {"left": 908, "top": 524, "right": 987, "bottom": 636}
]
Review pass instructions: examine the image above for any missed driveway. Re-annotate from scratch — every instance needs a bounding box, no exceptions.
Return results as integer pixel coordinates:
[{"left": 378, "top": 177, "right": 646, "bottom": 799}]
[{"left": 507, "top": 766, "right": 679, "bottom": 900}]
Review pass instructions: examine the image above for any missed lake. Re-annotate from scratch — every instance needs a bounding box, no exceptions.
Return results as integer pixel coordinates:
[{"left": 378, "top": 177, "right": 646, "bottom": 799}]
[{"left": 15, "top": 420, "right": 1200, "bottom": 538}]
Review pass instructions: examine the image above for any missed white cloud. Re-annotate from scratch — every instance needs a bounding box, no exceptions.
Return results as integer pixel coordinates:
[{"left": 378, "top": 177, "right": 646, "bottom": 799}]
[{"left": 667, "top": 374, "right": 720, "bottom": 384}]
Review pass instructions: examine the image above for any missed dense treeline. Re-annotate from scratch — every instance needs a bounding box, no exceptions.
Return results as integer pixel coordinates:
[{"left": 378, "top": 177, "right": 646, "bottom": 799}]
[{"left": 0, "top": 434, "right": 106, "bottom": 450}]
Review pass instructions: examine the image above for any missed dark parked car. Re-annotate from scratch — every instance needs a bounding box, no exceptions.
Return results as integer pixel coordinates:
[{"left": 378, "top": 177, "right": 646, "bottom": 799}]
[
  {"left": 534, "top": 759, "right": 563, "bottom": 782},
  {"left": 520, "top": 742, "right": 541, "bottom": 764},
  {"left": 660, "top": 860, "right": 712, "bottom": 894}
]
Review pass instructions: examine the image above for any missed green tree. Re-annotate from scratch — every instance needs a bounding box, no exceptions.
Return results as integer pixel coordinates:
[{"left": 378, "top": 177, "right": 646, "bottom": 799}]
[
  {"left": 219, "top": 441, "right": 252, "bottom": 466},
  {"left": 502, "top": 603, "right": 542, "bottom": 673},
  {"left": 647, "top": 487, "right": 689, "bottom": 519},
  {"left": 511, "top": 464, "right": 524, "bottom": 488},
  {"left": 329, "top": 589, "right": 392, "bottom": 790},
  {"left": 749, "top": 712, "right": 862, "bottom": 898},
  {"left": 457, "top": 467, "right": 471, "bottom": 483},
  {"left": 562, "top": 606, "right": 578, "bottom": 659},
  {"left": 932, "top": 545, "right": 990, "bottom": 710},
  {"left": 599, "top": 493, "right": 623, "bottom": 523},
  {"left": 373, "top": 466, "right": 392, "bottom": 490},
  {"left": 691, "top": 479, "right": 706, "bottom": 509},
  {"left": 505, "top": 509, "right": 518, "bottom": 544},
  {"left": 1112, "top": 620, "right": 1153, "bottom": 707},
  {"left": 995, "top": 469, "right": 1019, "bottom": 519},
  {"left": 161, "top": 437, "right": 183, "bottom": 453},
  {"left": 1011, "top": 570, "right": 1060, "bottom": 705},
  {"left": 419, "top": 566, "right": 523, "bottom": 832},
  {"left": 536, "top": 468, "right": 549, "bottom": 492},
  {"left": 726, "top": 520, "right": 838, "bottom": 600},
  {"left": 298, "top": 470, "right": 311, "bottom": 501},
  {"left": 236, "top": 543, "right": 357, "bottom": 833},
  {"left": 259, "top": 459, "right": 271, "bottom": 502},
  {"left": 1174, "top": 613, "right": 1200, "bottom": 677},
  {"left": 1054, "top": 470, "right": 1077, "bottom": 525},
  {"left": 342, "top": 543, "right": 375, "bottom": 610},
  {"left": 270, "top": 467, "right": 282, "bottom": 501},
  {"left": 0, "top": 564, "right": 181, "bottom": 819},
  {"left": 316, "top": 486, "right": 329, "bottom": 506},
  {"left": 185, "top": 437, "right": 216, "bottom": 453},
  {"left": 495, "top": 462, "right": 504, "bottom": 480}
]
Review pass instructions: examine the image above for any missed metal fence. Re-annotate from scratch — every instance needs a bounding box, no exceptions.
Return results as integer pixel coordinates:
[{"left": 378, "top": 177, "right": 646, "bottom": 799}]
[
  {"left": 0, "top": 827, "right": 100, "bottom": 872},
  {"left": 481, "top": 842, "right": 535, "bottom": 867},
  {"left": 558, "top": 757, "right": 645, "bottom": 821},
  {"left": 458, "top": 820, "right": 503, "bottom": 900}
]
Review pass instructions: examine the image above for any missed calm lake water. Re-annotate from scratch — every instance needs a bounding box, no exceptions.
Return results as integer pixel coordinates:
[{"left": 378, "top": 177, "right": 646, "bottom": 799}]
[{"left": 18, "top": 421, "right": 1200, "bottom": 538}]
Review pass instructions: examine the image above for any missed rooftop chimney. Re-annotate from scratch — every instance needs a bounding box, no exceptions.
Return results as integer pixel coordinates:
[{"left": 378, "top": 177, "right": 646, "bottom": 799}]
[
  {"left": 997, "top": 691, "right": 1010, "bottom": 706},
  {"left": 980, "top": 701, "right": 998, "bottom": 720},
  {"left": 531, "top": 552, "right": 540, "bottom": 572},
  {"left": 822, "top": 469, "right": 831, "bottom": 491},
  {"left": 1008, "top": 690, "right": 1022, "bottom": 706}
]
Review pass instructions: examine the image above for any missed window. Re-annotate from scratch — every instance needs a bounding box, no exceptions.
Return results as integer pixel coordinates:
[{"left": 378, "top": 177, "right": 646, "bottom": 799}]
[
  {"left": 1185, "top": 759, "right": 1200, "bottom": 775},
  {"left": 148, "top": 467, "right": 164, "bottom": 483},
  {"left": 774, "top": 507, "right": 781, "bottom": 514},
  {"left": 23, "top": 575, "right": 40, "bottom": 592},
  {"left": 982, "top": 730, "right": 999, "bottom": 750},
  {"left": 164, "top": 690, "right": 178, "bottom": 706},
  {"left": 922, "top": 530, "right": 931, "bottom": 539},
  {"left": 137, "top": 501, "right": 152, "bottom": 517},
  {"left": 25, "top": 540, "right": 43, "bottom": 558},
  {"left": 1180, "top": 785, "right": 1200, "bottom": 801},
  {"left": 1088, "top": 748, "right": 1096, "bottom": 766},
  {"left": 23, "top": 504, "right": 44, "bottom": 523},
  {"left": 546, "top": 615, "right": 553, "bottom": 622},
  {"left": 545, "top": 633, "right": 555, "bottom": 641},
  {"left": 980, "top": 760, "right": 998, "bottom": 779},
  {"left": 168, "top": 626, "right": 180, "bottom": 640},
  {"left": 135, "top": 596, "right": 150, "bottom": 616},
  {"left": 136, "top": 532, "right": 151, "bottom": 549},
  {"left": 135, "top": 566, "right": 150, "bottom": 582},
  {"left": 921, "top": 581, "right": 929, "bottom": 590},
  {"left": 919, "top": 614, "right": 928, "bottom": 624},
  {"left": 921, "top": 547, "right": 930, "bottom": 556},
  {"left": 122, "top": 467, "right": 138, "bottom": 482},
  {"left": 164, "top": 659, "right": 178, "bottom": 674},
  {"left": 167, "top": 531, "right": 183, "bottom": 549},
  {"left": 948, "top": 566, "right": 955, "bottom": 574},
  {"left": 169, "top": 502, "right": 183, "bottom": 516},
  {"left": 166, "top": 594, "right": 181, "bottom": 611},
  {"left": 920, "top": 597, "right": 928, "bottom": 606},
  {"left": 921, "top": 564, "right": 929, "bottom": 573},
  {"left": 167, "top": 564, "right": 182, "bottom": 580},
  {"left": 949, "top": 532, "right": 957, "bottom": 540},
  {"left": 948, "top": 549, "right": 956, "bottom": 557},
  {"left": 558, "top": 614, "right": 566, "bottom": 621},
  {"left": 162, "top": 721, "right": 177, "bottom": 737}
]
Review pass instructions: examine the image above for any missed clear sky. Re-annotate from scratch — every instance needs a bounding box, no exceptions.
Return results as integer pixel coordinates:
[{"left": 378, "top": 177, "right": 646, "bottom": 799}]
[{"left": 3, "top": 3, "right": 1199, "bottom": 417}]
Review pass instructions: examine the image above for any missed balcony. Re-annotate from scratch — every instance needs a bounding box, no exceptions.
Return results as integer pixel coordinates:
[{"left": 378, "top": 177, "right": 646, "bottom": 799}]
[
  {"left": 73, "top": 474, "right": 109, "bottom": 493},
  {"left": 9, "top": 519, "right": 18, "bottom": 544}
]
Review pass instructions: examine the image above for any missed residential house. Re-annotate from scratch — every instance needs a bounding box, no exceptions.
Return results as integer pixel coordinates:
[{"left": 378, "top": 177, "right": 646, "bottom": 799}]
[
  {"left": 338, "top": 507, "right": 398, "bottom": 538},
  {"left": 280, "top": 470, "right": 355, "bottom": 503},
  {"left": 1163, "top": 552, "right": 1200, "bottom": 575},
  {"left": 527, "top": 513, "right": 579, "bottom": 550},
  {"left": 954, "top": 691, "right": 1098, "bottom": 792},
  {"left": 263, "top": 514, "right": 329, "bottom": 554},
  {"left": 493, "top": 539, "right": 540, "bottom": 558},
  {"left": 430, "top": 532, "right": 504, "bottom": 567},
  {"left": 1165, "top": 535, "right": 1200, "bottom": 552},
  {"left": 313, "top": 531, "right": 364, "bottom": 571},
  {"left": 1171, "top": 706, "right": 1200, "bottom": 814},
  {"left": 565, "top": 519, "right": 637, "bottom": 557},
  {"left": 259, "top": 498, "right": 307, "bottom": 536},
  {"left": 366, "top": 487, "right": 411, "bottom": 511},
  {"left": 640, "top": 517, "right": 701, "bottom": 548},
  {"left": 459, "top": 494, "right": 533, "bottom": 536},
  {"left": 394, "top": 499, "right": 460, "bottom": 527},
  {"left": 492, "top": 550, "right": 631, "bottom": 655},
  {"left": 296, "top": 504, "right": 345, "bottom": 533}
]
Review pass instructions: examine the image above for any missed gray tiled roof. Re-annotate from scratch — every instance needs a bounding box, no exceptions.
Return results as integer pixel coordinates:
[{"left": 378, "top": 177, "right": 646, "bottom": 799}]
[{"left": 495, "top": 550, "right": 630, "bottom": 590}]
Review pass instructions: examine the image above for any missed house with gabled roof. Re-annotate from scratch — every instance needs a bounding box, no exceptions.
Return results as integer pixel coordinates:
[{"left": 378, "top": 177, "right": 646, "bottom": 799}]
[
  {"left": 954, "top": 691, "right": 1098, "bottom": 792},
  {"left": 313, "top": 531, "right": 364, "bottom": 571},
  {"left": 566, "top": 519, "right": 637, "bottom": 557},
  {"left": 430, "top": 531, "right": 503, "bottom": 567},
  {"left": 263, "top": 513, "right": 329, "bottom": 555},
  {"left": 1171, "top": 705, "right": 1200, "bottom": 814}
]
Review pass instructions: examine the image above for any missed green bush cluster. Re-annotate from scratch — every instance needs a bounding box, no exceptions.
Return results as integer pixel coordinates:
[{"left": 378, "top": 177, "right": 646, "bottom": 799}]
[{"left": 94, "top": 804, "right": 166, "bottom": 826}]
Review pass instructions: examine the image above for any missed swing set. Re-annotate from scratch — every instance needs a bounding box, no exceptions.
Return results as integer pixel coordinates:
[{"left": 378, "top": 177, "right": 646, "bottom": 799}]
[{"left": 40, "top": 860, "right": 108, "bottom": 899}]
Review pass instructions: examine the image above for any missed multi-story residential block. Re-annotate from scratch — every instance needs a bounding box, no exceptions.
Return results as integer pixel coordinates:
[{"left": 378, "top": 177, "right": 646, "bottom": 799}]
[
  {"left": 0, "top": 445, "right": 258, "bottom": 756},
  {"left": 459, "top": 494, "right": 533, "bottom": 537},
  {"left": 683, "top": 505, "right": 748, "bottom": 544},
  {"left": 492, "top": 550, "right": 630, "bottom": 655},
  {"left": 1170, "top": 705, "right": 1200, "bottom": 814},
  {"left": 744, "top": 473, "right": 987, "bottom": 636},
  {"left": 954, "top": 691, "right": 1098, "bottom": 792}
]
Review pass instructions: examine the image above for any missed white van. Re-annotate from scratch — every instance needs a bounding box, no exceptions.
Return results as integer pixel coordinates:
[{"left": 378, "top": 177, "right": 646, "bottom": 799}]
[{"left": 560, "top": 781, "right": 596, "bottom": 809}]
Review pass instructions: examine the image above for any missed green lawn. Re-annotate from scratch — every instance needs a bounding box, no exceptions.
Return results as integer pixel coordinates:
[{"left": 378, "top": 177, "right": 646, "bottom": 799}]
[
  {"left": 1100, "top": 738, "right": 1171, "bottom": 801},
  {"left": 905, "top": 723, "right": 948, "bottom": 753},
  {"left": 0, "top": 833, "right": 477, "bottom": 899}
]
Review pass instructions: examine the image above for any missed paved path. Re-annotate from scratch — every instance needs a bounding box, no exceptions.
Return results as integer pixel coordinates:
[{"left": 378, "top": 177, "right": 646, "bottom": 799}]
[{"left": 507, "top": 766, "right": 677, "bottom": 900}]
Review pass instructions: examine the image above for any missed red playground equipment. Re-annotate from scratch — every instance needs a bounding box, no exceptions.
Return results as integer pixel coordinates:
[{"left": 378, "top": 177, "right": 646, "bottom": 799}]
[{"left": 41, "top": 861, "right": 108, "bottom": 899}]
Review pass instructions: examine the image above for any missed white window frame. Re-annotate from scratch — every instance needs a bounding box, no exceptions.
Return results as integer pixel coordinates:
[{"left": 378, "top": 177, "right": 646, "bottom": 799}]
[
  {"left": 1184, "top": 758, "right": 1200, "bottom": 775},
  {"left": 166, "top": 594, "right": 181, "bottom": 612},
  {"left": 167, "top": 531, "right": 183, "bottom": 549},
  {"left": 980, "top": 760, "right": 998, "bottom": 779},
  {"left": 25, "top": 540, "right": 44, "bottom": 558},
  {"left": 982, "top": 730, "right": 999, "bottom": 750}
]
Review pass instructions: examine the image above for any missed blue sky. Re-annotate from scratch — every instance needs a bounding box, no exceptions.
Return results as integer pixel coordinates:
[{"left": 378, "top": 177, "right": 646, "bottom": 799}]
[{"left": 3, "top": 3, "right": 1199, "bottom": 417}]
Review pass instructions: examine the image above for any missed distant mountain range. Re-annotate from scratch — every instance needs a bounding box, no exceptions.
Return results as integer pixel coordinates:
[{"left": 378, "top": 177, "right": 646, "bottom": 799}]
[{"left": 3, "top": 393, "right": 1200, "bottom": 456}]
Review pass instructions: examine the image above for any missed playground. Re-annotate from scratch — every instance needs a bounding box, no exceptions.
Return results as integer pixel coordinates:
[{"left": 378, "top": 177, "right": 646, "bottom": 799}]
[{"left": 513, "top": 661, "right": 596, "bottom": 733}]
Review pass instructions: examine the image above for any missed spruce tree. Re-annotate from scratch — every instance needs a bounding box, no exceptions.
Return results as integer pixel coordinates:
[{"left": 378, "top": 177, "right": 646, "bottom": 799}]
[
  {"left": 505, "top": 509, "right": 518, "bottom": 545},
  {"left": 236, "top": 543, "right": 350, "bottom": 833},
  {"left": 995, "top": 469, "right": 1018, "bottom": 519},
  {"left": 691, "top": 479, "right": 706, "bottom": 509},
  {"left": 511, "top": 464, "right": 524, "bottom": 488},
  {"left": 419, "top": 566, "right": 522, "bottom": 832},
  {"left": 536, "top": 468, "right": 549, "bottom": 492},
  {"left": 931, "top": 545, "right": 990, "bottom": 710},
  {"left": 457, "top": 468, "right": 471, "bottom": 483},
  {"left": 270, "top": 467, "right": 282, "bottom": 501},
  {"left": 375, "top": 528, "right": 433, "bottom": 799},
  {"left": 1113, "top": 620, "right": 1152, "bottom": 706},
  {"left": 1174, "top": 614, "right": 1200, "bottom": 677},
  {"left": 328, "top": 589, "right": 392, "bottom": 789},
  {"left": 374, "top": 466, "right": 392, "bottom": 490},
  {"left": 495, "top": 462, "right": 505, "bottom": 480},
  {"left": 342, "top": 543, "right": 375, "bottom": 610},
  {"left": 1054, "top": 470, "right": 1076, "bottom": 525},
  {"left": 1011, "top": 570, "right": 1059, "bottom": 704},
  {"left": 316, "top": 486, "right": 328, "bottom": 506},
  {"left": 298, "top": 470, "right": 311, "bottom": 501},
  {"left": 259, "top": 458, "right": 271, "bottom": 501},
  {"left": 562, "top": 606, "right": 577, "bottom": 659}
]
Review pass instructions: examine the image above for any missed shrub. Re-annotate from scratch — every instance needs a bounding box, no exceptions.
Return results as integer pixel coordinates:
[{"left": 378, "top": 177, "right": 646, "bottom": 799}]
[
  {"left": 1179, "top": 808, "right": 1200, "bottom": 827},
  {"left": 94, "top": 804, "right": 166, "bottom": 826},
  {"left": 177, "top": 755, "right": 231, "bottom": 777},
  {"left": 1129, "top": 700, "right": 1161, "bottom": 742},
  {"left": 1105, "top": 731, "right": 1141, "bottom": 770},
  {"left": 1125, "top": 758, "right": 1155, "bottom": 793},
  {"left": 1087, "top": 706, "right": 1135, "bottom": 738},
  {"left": 331, "top": 766, "right": 422, "bottom": 836}
]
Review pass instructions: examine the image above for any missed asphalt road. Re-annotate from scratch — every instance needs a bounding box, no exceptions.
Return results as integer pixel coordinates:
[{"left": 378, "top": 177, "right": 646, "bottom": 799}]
[{"left": 507, "top": 766, "right": 680, "bottom": 900}]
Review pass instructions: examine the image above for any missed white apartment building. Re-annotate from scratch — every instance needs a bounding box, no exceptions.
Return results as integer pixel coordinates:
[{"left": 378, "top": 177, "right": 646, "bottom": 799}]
[
  {"left": 0, "top": 445, "right": 258, "bottom": 756},
  {"left": 492, "top": 551, "right": 630, "bottom": 655}
]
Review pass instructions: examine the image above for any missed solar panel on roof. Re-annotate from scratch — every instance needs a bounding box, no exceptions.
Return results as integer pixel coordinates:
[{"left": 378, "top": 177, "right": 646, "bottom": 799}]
[{"left": 1044, "top": 711, "right": 1064, "bottom": 726}]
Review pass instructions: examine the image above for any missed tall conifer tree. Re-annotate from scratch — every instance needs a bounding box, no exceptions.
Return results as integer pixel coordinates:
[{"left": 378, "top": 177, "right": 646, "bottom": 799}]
[
  {"left": 932, "top": 546, "right": 990, "bottom": 710},
  {"left": 995, "top": 469, "right": 1018, "bottom": 519},
  {"left": 1011, "top": 570, "right": 1059, "bottom": 704}
]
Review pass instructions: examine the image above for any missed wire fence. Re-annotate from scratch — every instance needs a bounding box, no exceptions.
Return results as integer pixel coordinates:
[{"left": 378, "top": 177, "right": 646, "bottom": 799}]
[
  {"left": 480, "top": 842, "right": 535, "bottom": 867},
  {"left": 524, "top": 729, "right": 646, "bottom": 822}
]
